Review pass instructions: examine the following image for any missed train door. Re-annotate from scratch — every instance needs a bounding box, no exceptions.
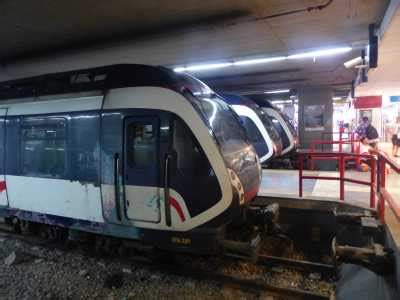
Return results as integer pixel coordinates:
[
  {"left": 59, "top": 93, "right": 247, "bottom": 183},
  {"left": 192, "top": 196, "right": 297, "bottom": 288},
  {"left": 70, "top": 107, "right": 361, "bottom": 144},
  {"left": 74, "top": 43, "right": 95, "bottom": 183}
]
[
  {"left": 0, "top": 109, "right": 8, "bottom": 206},
  {"left": 124, "top": 116, "right": 161, "bottom": 223}
]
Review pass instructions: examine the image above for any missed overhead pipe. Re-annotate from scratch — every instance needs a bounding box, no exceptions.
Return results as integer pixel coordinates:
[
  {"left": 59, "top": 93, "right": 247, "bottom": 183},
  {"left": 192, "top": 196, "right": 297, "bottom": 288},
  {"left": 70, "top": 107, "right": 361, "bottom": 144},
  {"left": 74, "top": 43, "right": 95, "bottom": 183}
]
[{"left": 227, "top": 0, "right": 334, "bottom": 24}]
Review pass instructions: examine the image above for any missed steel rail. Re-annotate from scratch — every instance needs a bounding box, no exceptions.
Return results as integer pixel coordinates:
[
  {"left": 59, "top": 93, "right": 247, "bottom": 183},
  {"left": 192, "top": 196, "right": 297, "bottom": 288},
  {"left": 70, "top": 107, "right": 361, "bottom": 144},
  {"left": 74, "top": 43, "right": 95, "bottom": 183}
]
[{"left": 258, "top": 254, "right": 335, "bottom": 275}]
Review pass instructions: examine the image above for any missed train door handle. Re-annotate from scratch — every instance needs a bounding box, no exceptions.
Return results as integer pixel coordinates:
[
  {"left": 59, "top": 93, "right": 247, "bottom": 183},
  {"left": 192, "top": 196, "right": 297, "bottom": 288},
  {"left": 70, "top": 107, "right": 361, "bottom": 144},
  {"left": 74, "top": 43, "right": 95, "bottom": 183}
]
[
  {"left": 164, "top": 153, "right": 172, "bottom": 227},
  {"left": 114, "top": 153, "right": 122, "bottom": 221}
]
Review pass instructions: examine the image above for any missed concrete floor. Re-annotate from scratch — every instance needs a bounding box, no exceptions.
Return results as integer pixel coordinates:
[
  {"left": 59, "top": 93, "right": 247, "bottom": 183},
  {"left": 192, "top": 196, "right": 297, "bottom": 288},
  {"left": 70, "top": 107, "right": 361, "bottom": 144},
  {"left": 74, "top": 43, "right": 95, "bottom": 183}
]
[
  {"left": 259, "top": 169, "right": 373, "bottom": 208},
  {"left": 380, "top": 142, "right": 400, "bottom": 210}
]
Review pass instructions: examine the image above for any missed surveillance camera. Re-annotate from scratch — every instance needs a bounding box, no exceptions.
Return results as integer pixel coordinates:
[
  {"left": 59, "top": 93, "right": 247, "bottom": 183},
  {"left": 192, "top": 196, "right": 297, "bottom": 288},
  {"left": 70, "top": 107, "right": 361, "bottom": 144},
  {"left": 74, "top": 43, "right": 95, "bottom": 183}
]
[{"left": 344, "top": 57, "right": 363, "bottom": 69}]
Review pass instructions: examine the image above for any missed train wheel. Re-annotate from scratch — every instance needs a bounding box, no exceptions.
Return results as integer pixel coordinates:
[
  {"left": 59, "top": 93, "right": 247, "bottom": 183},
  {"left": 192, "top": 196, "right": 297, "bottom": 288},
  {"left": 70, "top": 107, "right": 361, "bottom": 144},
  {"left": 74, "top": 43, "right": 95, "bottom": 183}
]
[
  {"left": 94, "top": 236, "right": 106, "bottom": 255},
  {"left": 19, "top": 220, "right": 36, "bottom": 235},
  {"left": 11, "top": 217, "right": 21, "bottom": 233}
]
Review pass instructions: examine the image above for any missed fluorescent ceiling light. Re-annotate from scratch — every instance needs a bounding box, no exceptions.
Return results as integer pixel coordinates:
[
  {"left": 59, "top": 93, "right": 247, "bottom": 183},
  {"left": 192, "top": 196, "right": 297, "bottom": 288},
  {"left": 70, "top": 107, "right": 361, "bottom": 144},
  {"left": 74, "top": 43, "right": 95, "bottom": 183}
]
[
  {"left": 288, "top": 47, "right": 352, "bottom": 59},
  {"left": 265, "top": 89, "right": 290, "bottom": 94},
  {"left": 174, "top": 56, "right": 286, "bottom": 73},
  {"left": 332, "top": 97, "right": 343, "bottom": 100},
  {"left": 233, "top": 56, "right": 286, "bottom": 66},
  {"left": 174, "top": 46, "right": 352, "bottom": 73},
  {"left": 270, "top": 99, "right": 293, "bottom": 104},
  {"left": 174, "top": 62, "right": 232, "bottom": 72}
]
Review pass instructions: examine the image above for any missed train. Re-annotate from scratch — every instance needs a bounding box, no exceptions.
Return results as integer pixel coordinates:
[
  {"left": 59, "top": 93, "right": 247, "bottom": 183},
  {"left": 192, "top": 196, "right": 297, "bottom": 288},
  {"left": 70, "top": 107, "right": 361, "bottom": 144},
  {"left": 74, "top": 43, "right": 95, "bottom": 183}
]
[
  {"left": 221, "top": 94, "right": 298, "bottom": 168},
  {"left": 0, "top": 64, "right": 268, "bottom": 254},
  {"left": 253, "top": 99, "right": 298, "bottom": 158},
  {"left": 221, "top": 93, "right": 283, "bottom": 164}
]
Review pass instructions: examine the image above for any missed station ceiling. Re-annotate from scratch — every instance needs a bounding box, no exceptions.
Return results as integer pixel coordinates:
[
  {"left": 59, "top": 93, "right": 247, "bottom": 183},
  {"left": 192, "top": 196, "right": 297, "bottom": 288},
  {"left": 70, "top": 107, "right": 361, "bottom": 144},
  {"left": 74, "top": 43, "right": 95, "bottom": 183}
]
[
  {"left": 356, "top": 4, "right": 400, "bottom": 97},
  {"left": 0, "top": 0, "right": 390, "bottom": 96}
]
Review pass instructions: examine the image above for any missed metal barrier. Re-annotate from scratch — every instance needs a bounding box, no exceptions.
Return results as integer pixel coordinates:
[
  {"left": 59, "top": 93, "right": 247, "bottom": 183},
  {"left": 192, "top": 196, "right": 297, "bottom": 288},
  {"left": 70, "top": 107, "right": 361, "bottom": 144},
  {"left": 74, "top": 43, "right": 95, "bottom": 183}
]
[
  {"left": 377, "top": 151, "right": 400, "bottom": 223},
  {"left": 298, "top": 151, "right": 376, "bottom": 208},
  {"left": 309, "top": 140, "right": 361, "bottom": 170},
  {"left": 321, "top": 130, "right": 353, "bottom": 140},
  {"left": 320, "top": 130, "right": 357, "bottom": 152}
]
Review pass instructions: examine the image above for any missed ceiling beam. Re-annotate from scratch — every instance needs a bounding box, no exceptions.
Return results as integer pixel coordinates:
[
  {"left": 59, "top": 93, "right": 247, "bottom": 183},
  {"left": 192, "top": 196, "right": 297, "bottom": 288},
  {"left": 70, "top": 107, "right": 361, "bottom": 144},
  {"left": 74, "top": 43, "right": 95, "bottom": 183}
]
[
  {"left": 377, "top": 0, "right": 400, "bottom": 40},
  {"left": 1, "top": 9, "right": 249, "bottom": 64},
  {"left": 212, "top": 78, "right": 307, "bottom": 92}
]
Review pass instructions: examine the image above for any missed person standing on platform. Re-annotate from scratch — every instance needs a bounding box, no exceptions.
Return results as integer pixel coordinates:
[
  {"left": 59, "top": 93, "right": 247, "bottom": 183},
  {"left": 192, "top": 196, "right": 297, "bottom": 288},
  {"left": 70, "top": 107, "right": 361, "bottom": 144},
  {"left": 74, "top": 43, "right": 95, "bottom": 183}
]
[
  {"left": 393, "top": 116, "right": 400, "bottom": 157},
  {"left": 355, "top": 116, "right": 379, "bottom": 149},
  {"left": 355, "top": 116, "right": 370, "bottom": 139}
]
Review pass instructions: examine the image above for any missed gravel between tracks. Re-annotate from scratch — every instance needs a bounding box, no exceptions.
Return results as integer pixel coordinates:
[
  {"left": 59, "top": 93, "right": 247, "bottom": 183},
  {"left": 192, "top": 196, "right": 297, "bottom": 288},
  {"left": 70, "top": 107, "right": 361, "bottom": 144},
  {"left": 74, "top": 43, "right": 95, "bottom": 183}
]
[{"left": 0, "top": 232, "right": 334, "bottom": 299}]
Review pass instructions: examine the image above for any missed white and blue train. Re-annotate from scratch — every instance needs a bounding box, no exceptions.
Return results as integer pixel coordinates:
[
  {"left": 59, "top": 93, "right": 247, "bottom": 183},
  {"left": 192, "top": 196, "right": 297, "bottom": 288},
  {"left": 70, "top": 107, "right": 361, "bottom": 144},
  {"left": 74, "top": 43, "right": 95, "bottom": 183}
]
[
  {"left": 0, "top": 64, "right": 263, "bottom": 253},
  {"left": 221, "top": 94, "right": 283, "bottom": 163},
  {"left": 253, "top": 99, "right": 298, "bottom": 157}
]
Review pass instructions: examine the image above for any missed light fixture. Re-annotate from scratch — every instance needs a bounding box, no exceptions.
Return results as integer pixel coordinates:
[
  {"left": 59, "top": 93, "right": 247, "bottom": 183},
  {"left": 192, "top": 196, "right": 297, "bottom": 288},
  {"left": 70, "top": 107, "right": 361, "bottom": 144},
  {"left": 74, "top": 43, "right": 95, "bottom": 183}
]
[
  {"left": 233, "top": 56, "right": 286, "bottom": 66},
  {"left": 265, "top": 89, "right": 290, "bottom": 94},
  {"left": 270, "top": 99, "right": 293, "bottom": 104},
  {"left": 288, "top": 47, "right": 352, "bottom": 59},
  {"left": 332, "top": 97, "right": 342, "bottom": 100},
  {"left": 173, "top": 46, "right": 352, "bottom": 73},
  {"left": 174, "top": 62, "right": 232, "bottom": 72}
]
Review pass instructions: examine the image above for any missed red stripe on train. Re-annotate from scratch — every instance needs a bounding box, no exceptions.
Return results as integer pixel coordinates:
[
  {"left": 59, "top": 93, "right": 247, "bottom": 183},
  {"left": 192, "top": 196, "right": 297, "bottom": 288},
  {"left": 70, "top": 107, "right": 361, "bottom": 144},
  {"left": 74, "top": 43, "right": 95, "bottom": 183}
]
[
  {"left": 169, "top": 196, "right": 186, "bottom": 222},
  {"left": 0, "top": 181, "right": 6, "bottom": 193}
]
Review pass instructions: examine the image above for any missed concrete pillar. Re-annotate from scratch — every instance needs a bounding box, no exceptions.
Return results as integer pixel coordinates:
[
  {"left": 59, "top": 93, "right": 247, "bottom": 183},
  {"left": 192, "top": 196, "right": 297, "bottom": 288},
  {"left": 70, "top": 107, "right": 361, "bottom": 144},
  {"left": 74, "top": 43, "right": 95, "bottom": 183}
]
[{"left": 298, "top": 86, "right": 334, "bottom": 170}]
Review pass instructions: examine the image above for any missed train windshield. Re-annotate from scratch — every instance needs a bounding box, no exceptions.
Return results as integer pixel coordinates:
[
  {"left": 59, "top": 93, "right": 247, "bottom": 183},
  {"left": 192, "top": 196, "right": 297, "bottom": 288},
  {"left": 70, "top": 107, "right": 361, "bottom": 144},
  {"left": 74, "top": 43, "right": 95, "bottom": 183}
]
[
  {"left": 268, "top": 114, "right": 290, "bottom": 150},
  {"left": 171, "top": 71, "right": 260, "bottom": 201},
  {"left": 257, "top": 110, "right": 281, "bottom": 145},
  {"left": 193, "top": 94, "right": 260, "bottom": 197},
  {"left": 280, "top": 111, "right": 297, "bottom": 137},
  {"left": 195, "top": 95, "right": 250, "bottom": 155},
  {"left": 172, "top": 73, "right": 251, "bottom": 157}
]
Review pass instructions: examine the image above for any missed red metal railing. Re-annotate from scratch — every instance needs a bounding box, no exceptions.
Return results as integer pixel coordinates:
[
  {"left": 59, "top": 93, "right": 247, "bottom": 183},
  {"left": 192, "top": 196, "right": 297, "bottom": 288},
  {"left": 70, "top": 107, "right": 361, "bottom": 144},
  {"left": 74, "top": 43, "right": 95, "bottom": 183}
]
[
  {"left": 320, "top": 130, "right": 357, "bottom": 152},
  {"left": 377, "top": 152, "right": 400, "bottom": 223},
  {"left": 309, "top": 140, "right": 361, "bottom": 170},
  {"left": 298, "top": 149, "right": 400, "bottom": 223},
  {"left": 298, "top": 151, "right": 376, "bottom": 208}
]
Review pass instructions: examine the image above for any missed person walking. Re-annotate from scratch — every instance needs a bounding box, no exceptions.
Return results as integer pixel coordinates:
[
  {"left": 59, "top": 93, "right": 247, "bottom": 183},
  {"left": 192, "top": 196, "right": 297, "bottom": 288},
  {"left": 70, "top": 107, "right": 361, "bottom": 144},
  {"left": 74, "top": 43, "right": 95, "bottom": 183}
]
[
  {"left": 355, "top": 116, "right": 370, "bottom": 139},
  {"left": 392, "top": 116, "right": 400, "bottom": 157},
  {"left": 355, "top": 116, "right": 379, "bottom": 149}
]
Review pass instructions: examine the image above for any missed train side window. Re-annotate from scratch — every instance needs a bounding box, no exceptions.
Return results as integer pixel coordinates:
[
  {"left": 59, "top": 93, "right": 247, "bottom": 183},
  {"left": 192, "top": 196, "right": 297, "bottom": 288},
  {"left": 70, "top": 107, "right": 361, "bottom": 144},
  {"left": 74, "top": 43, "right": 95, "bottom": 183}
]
[
  {"left": 126, "top": 122, "right": 155, "bottom": 168},
  {"left": 21, "top": 117, "right": 66, "bottom": 178}
]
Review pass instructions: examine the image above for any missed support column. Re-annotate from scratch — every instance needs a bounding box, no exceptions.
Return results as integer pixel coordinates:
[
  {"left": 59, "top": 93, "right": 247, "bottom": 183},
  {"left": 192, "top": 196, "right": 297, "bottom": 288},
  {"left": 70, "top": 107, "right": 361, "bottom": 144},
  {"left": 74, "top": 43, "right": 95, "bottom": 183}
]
[{"left": 298, "top": 86, "right": 334, "bottom": 170}]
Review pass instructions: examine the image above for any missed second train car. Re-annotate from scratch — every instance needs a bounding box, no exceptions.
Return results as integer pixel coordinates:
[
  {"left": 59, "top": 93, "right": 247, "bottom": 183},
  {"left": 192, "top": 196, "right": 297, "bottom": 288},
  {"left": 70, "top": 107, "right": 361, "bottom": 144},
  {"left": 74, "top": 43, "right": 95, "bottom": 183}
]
[{"left": 221, "top": 93, "right": 283, "bottom": 163}]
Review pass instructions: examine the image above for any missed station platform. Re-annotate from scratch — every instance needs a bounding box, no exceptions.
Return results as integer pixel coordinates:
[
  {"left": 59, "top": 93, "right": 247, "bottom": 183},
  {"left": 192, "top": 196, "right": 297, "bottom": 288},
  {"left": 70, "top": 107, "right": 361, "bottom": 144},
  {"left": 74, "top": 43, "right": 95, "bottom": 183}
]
[
  {"left": 259, "top": 169, "right": 371, "bottom": 208},
  {"left": 259, "top": 164, "right": 400, "bottom": 211},
  {"left": 259, "top": 155, "right": 400, "bottom": 268}
]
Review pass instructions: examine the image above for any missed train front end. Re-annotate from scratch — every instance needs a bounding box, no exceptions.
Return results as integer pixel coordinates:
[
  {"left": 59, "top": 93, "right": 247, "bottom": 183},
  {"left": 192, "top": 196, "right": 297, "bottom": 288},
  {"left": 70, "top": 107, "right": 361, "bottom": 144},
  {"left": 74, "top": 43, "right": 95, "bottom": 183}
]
[
  {"left": 197, "top": 94, "right": 262, "bottom": 205},
  {"left": 163, "top": 70, "right": 269, "bottom": 254},
  {"left": 174, "top": 74, "right": 261, "bottom": 207}
]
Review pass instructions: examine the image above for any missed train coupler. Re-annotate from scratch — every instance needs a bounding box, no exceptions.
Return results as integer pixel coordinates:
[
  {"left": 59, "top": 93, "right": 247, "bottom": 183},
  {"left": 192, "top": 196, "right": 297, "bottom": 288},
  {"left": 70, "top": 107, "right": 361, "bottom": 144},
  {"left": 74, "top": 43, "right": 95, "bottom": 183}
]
[
  {"left": 247, "top": 203, "right": 280, "bottom": 233},
  {"left": 333, "top": 238, "right": 394, "bottom": 274}
]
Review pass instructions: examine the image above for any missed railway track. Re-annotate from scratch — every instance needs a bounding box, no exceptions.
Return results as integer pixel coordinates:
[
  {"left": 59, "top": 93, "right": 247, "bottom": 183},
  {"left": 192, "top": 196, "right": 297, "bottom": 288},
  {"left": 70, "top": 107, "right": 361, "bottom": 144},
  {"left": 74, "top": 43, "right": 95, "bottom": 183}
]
[
  {"left": 258, "top": 254, "right": 336, "bottom": 276},
  {"left": 0, "top": 222, "right": 335, "bottom": 300}
]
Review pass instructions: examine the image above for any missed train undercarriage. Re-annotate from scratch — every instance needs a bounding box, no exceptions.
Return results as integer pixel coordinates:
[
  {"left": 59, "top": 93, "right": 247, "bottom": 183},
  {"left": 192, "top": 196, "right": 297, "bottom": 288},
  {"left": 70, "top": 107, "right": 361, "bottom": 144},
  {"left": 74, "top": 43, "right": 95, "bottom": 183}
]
[{"left": 3, "top": 195, "right": 393, "bottom": 275}]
